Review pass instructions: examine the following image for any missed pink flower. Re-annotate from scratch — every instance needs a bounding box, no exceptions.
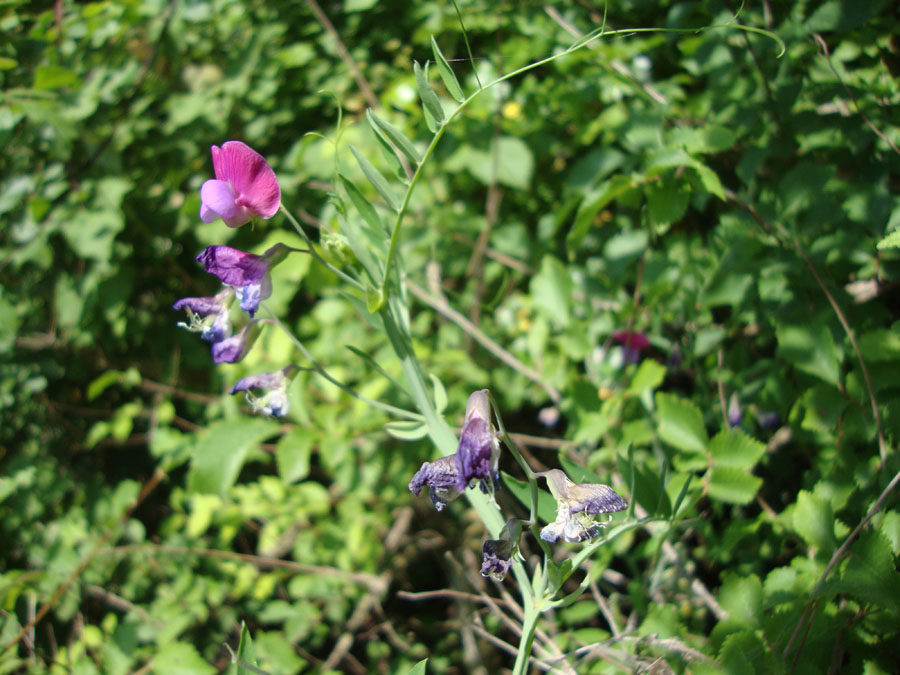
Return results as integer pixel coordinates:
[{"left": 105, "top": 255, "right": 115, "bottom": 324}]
[{"left": 199, "top": 141, "right": 281, "bottom": 228}]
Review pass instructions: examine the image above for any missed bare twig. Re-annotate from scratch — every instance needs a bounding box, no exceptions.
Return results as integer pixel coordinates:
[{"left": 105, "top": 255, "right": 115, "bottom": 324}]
[
  {"left": 407, "top": 276, "right": 562, "bottom": 405},
  {"left": 103, "top": 544, "right": 388, "bottom": 595},
  {"left": 812, "top": 33, "right": 900, "bottom": 157}
]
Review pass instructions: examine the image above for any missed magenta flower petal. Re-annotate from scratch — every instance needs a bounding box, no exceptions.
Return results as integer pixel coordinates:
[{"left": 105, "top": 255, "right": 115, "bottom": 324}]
[
  {"left": 200, "top": 179, "right": 238, "bottom": 223},
  {"left": 211, "top": 141, "right": 281, "bottom": 220},
  {"left": 196, "top": 246, "right": 268, "bottom": 287}
]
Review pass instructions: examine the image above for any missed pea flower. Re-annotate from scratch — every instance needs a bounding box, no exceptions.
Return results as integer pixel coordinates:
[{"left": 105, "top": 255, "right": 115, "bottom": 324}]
[
  {"left": 536, "top": 469, "right": 627, "bottom": 543},
  {"left": 455, "top": 389, "right": 500, "bottom": 492},
  {"left": 481, "top": 519, "right": 522, "bottom": 581},
  {"left": 173, "top": 288, "right": 233, "bottom": 342},
  {"left": 612, "top": 330, "right": 650, "bottom": 364},
  {"left": 196, "top": 244, "right": 291, "bottom": 318},
  {"left": 199, "top": 141, "right": 281, "bottom": 228},
  {"left": 211, "top": 321, "right": 261, "bottom": 364},
  {"left": 408, "top": 455, "right": 462, "bottom": 512},
  {"left": 230, "top": 365, "right": 298, "bottom": 418}
]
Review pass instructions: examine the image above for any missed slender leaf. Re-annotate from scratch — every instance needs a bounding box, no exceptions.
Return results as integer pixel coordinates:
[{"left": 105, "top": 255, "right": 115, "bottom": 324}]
[
  {"left": 350, "top": 145, "right": 398, "bottom": 211},
  {"left": 414, "top": 60, "right": 444, "bottom": 126},
  {"left": 367, "top": 109, "right": 421, "bottom": 165},
  {"left": 430, "top": 36, "right": 464, "bottom": 102}
]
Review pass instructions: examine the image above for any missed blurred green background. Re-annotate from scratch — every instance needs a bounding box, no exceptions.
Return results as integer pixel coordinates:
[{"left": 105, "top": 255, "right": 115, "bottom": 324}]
[{"left": 2, "top": 0, "right": 900, "bottom": 672}]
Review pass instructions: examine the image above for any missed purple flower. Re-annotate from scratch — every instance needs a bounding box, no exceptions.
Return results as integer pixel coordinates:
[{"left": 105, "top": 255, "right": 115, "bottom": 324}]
[
  {"left": 536, "top": 469, "right": 627, "bottom": 543},
  {"left": 173, "top": 288, "right": 233, "bottom": 342},
  {"left": 230, "top": 365, "right": 298, "bottom": 418},
  {"left": 454, "top": 390, "right": 500, "bottom": 492},
  {"left": 728, "top": 393, "right": 742, "bottom": 427},
  {"left": 408, "top": 455, "right": 462, "bottom": 511},
  {"left": 196, "top": 244, "right": 291, "bottom": 318},
  {"left": 481, "top": 519, "right": 521, "bottom": 581},
  {"left": 612, "top": 331, "right": 651, "bottom": 364},
  {"left": 211, "top": 322, "right": 261, "bottom": 364},
  {"left": 199, "top": 141, "right": 281, "bottom": 228}
]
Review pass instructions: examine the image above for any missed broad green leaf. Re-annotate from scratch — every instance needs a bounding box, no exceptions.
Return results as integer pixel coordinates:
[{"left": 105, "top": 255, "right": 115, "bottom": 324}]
[
  {"left": 833, "top": 531, "right": 900, "bottom": 613},
  {"left": 188, "top": 419, "right": 279, "bottom": 495},
  {"left": 706, "top": 465, "right": 763, "bottom": 504},
  {"left": 709, "top": 429, "right": 766, "bottom": 469},
  {"left": 626, "top": 360, "right": 666, "bottom": 396},
  {"left": 529, "top": 255, "right": 572, "bottom": 328},
  {"left": 431, "top": 36, "right": 464, "bottom": 102},
  {"left": 858, "top": 329, "right": 900, "bottom": 361},
  {"left": 646, "top": 173, "right": 690, "bottom": 227},
  {"left": 367, "top": 109, "right": 421, "bottom": 165},
  {"left": 717, "top": 573, "right": 763, "bottom": 626},
  {"left": 349, "top": 145, "right": 398, "bottom": 211},
  {"left": 275, "top": 429, "right": 313, "bottom": 484},
  {"left": 567, "top": 175, "right": 636, "bottom": 252},
  {"left": 0, "top": 294, "right": 17, "bottom": 354},
  {"left": 414, "top": 61, "right": 444, "bottom": 126},
  {"left": 776, "top": 322, "right": 841, "bottom": 387},
  {"left": 384, "top": 420, "right": 428, "bottom": 440},
  {"left": 793, "top": 490, "right": 837, "bottom": 555},
  {"left": 656, "top": 392, "right": 708, "bottom": 455},
  {"left": 153, "top": 642, "right": 216, "bottom": 675}
]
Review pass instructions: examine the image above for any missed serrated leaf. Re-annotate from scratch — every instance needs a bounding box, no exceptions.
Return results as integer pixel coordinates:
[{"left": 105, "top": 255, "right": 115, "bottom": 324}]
[
  {"left": 776, "top": 322, "right": 841, "bottom": 387},
  {"left": 626, "top": 360, "right": 666, "bottom": 396},
  {"left": 349, "top": 145, "right": 398, "bottom": 211},
  {"left": 414, "top": 61, "right": 444, "bottom": 126},
  {"left": 431, "top": 36, "right": 464, "bottom": 102},
  {"left": 384, "top": 420, "right": 429, "bottom": 440},
  {"left": 188, "top": 419, "right": 279, "bottom": 495},
  {"left": 709, "top": 428, "right": 766, "bottom": 469},
  {"left": 833, "top": 531, "right": 900, "bottom": 613},
  {"left": 367, "top": 110, "right": 422, "bottom": 165},
  {"left": 876, "top": 230, "right": 900, "bottom": 249},
  {"left": 706, "top": 465, "right": 763, "bottom": 504},
  {"left": 656, "top": 392, "right": 708, "bottom": 455},
  {"left": 275, "top": 429, "right": 313, "bottom": 484},
  {"left": 793, "top": 490, "right": 837, "bottom": 555},
  {"left": 429, "top": 374, "right": 448, "bottom": 415}
]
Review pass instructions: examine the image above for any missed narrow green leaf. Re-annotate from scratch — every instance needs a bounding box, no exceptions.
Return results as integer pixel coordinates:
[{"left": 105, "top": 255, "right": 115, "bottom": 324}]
[
  {"left": 414, "top": 60, "right": 444, "bottom": 126},
  {"left": 502, "top": 472, "right": 557, "bottom": 524},
  {"left": 406, "top": 660, "right": 428, "bottom": 675},
  {"left": 384, "top": 420, "right": 429, "bottom": 440},
  {"left": 349, "top": 145, "right": 398, "bottom": 211},
  {"left": 430, "top": 36, "right": 465, "bottom": 102},
  {"left": 366, "top": 283, "right": 385, "bottom": 313},
  {"left": 346, "top": 345, "right": 410, "bottom": 398},
  {"left": 429, "top": 374, "right": 448, "bottom": 415},
  {"left": 339, "top": 173, "right": 384, "bottom": 235},
  {"left": 235, "top": 622, "right": 258, "bottom": 675},
  {"left": 367, "top": 109, "right": 422, "bottom": 165}
]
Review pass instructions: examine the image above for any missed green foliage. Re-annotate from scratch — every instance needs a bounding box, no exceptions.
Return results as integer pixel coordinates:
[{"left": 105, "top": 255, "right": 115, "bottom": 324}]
[{"left": 3, "top": 0, "right": 900, "bottom": 672}]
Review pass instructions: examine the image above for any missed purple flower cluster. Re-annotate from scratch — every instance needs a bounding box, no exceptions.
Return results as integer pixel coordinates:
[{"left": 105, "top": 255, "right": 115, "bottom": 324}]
[{"left": 172, "top": 141, "right": 297, "bottom": 418}]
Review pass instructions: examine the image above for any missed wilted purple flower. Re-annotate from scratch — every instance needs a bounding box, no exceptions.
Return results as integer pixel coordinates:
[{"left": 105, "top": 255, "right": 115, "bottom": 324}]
[
  {"left": 408, "top": 455, "right": 462, "bottom": 511},
  {"left": 455, "top": 390, "right": 500, "bottom": 492},
  {"left": 230, "top": 365, "right": 298, "bottom": 418},
  {"left": 757, "top": 409, "right": 780, "bottom": 429},
  {"left": 481, "top": 519, "right": 522, "bottom": 581},
  {"left": 211, "top": 322, "right": 261, "bottom": 364},
  {"left": 612, "top": 331, "right": 651, "bottom": 364},
  {"left": 196, "top": 244, "right": 291, "bottom": 318},
  {"left": 199, "top": 141, "right": 281, "bottom": 228},
  {"left": 728, "top": 392, "right": 742, "bottom": 427},
  {"left": 537, "top": 406, "right": 560, "bottom": 429},
  {"left": 536, "top": 469, "right": 627, "bottom": 543},
  {"left": 173, "top": 288, "right": 233, "bottom": 342}
]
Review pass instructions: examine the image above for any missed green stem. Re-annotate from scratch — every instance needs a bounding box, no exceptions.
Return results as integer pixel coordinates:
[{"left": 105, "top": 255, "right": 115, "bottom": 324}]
[
  {"left": 378, "top": 22, "right": 783, "bottom": 293},
  {"left": 512, "top": 605, "right": 540, "bottom": 675},
  {"left": 280, "top": 205, "right": 366, "bottom": 292},
  {"left": 264, "top": 308, "right": 423, "bottom": 422}
]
